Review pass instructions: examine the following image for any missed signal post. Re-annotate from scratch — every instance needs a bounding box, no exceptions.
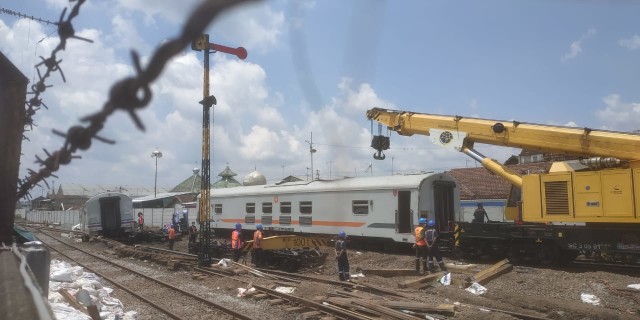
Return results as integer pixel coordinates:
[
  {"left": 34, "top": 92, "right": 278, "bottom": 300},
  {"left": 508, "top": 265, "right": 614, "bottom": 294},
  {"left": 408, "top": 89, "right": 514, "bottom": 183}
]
[{"left": 191, "top": 35, "right": 246, "bottom": 266}]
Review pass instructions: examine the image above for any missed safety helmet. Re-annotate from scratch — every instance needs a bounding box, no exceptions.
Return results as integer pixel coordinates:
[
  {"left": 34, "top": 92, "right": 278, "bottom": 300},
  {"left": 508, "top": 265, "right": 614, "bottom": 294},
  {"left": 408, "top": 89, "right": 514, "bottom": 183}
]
[
  {"left": 338, "top": 231, "right": 346, "bottom": 238},
  {"left": 427, "top": 219, "right": 435, "bottom": 227},
  {"left": 182, "top": 209, "right": 188, "bottom": 214},
  {"left": 256, "top": 224, "right": 263, "bottom": 230},
  {"left": 418, "top": 217, "right": 427, "bottom": 225},
  {"left": 235, "top": 223, "right": 242, "bottom": 230}
]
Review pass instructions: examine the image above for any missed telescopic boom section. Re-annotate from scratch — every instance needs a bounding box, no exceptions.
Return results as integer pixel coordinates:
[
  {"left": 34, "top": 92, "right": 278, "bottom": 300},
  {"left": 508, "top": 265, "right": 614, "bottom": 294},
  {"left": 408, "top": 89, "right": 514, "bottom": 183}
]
[
  {"left": 366, "top": 107, "right": 640, "bottom": 162},
  {"left": 367, "top": 107, "right": 640, "bottom": 188}
]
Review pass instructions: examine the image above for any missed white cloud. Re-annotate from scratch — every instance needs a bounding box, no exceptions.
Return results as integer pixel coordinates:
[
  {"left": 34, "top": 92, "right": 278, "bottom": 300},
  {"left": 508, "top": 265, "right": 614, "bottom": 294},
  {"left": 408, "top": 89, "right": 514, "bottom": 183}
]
[
  {"left": 562, "top": 28, "right": 596, "bottom": 62},
  {"left": 212, "top": 2, "right": 285, "bottom": 53},
  {"left": 595, "top": 94, "right": 640, "bottom": 132},
  {"left": 336, "top": 77, "right": 394, "bottom": 115},
  {"left": 618, "top": 35, "right": 640, "bottom": 50},
  {"left": 564, "top": 121, "right": 578, "bottom": 127},
  {"left": 115, "top": 0, "right": 200, "bottom": 25},
  {"left": 110, "top": 14, "right": 150, "bottom": 53}
]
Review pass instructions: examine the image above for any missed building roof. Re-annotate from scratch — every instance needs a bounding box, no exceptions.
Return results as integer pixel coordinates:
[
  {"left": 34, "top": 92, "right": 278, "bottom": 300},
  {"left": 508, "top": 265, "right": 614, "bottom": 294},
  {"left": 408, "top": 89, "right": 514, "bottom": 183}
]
[
  {"left": 131, "top": 192, "right": 192, "bottom": 202},
  {"left": 171, "top": 174, "right": 212, "bottom": 192},
  {"left": 243, "top": 170, "right": 267, "bottom": 186},
  {"left": 0, "top": 52, "right": 28, "bottom": 84},
  {"left": 212, "top": 166, "right": 242, "bottom": 188},
  {"left": 446, "top": 162, "right": 550, "bottom": 200},
  {"left": 55, "top": 183, "right": 172, "bottom": 198}
]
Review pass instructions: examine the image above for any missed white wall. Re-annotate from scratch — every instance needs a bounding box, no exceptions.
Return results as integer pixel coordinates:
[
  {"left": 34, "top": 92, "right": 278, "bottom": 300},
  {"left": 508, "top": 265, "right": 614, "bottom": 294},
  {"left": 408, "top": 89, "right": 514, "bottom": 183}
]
[
  {"left": 24, "top": 207, "right": 199, "bottom": 229},
  {"left": 460, "top": 199, "right": 507, "bottom": 222}
]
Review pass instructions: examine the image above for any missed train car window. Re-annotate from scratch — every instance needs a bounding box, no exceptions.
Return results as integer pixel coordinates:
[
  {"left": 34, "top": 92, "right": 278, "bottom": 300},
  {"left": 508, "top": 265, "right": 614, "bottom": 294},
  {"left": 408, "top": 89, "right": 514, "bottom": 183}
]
[
  {"left": 352, "top": 200, "right": 369, "bottom": 215},
  {"left": 246, "top": 202, "right": 255, "bottom": 214},
  {"left": 214, "top": 203, "right": 222, "bottom": 214},
  {"left": 262, "top": 202, "right": 272, "bottom": 214},
  {"left": 300, "top": 201, "right": 312, "bottom": 214},
  {"left": 280, "top": 201, "right": 291, "bottom": 214}
]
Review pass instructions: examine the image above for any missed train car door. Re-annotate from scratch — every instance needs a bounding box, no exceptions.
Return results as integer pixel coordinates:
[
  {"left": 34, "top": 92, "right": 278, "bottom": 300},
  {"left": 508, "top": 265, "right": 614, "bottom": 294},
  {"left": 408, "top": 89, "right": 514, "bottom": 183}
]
[
  {"left": 433, "top": 181, "right": 456, "bottom": 231},
  {"left": 396, "top": 191, "right": 412, "bottom": 233},
  {"left": 99, "top": 196, "right": 121, "bottom": 235}
]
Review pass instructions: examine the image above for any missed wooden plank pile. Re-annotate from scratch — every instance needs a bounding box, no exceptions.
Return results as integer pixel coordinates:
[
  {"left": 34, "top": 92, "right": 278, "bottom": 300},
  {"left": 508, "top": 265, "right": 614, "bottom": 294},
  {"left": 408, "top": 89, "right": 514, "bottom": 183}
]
[
  {"left": 320, "top": 293, "right": 456, "bottom": 319},
  {"left": 465, "top": 259, "right": 513, "bottom": 287}
]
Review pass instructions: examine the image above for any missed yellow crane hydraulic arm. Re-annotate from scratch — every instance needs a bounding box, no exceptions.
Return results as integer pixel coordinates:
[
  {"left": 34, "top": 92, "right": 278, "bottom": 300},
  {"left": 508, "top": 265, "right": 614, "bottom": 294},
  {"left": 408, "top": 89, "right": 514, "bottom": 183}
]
[{"left": 366, "top": 107, "right": 640, "bottom": 166}]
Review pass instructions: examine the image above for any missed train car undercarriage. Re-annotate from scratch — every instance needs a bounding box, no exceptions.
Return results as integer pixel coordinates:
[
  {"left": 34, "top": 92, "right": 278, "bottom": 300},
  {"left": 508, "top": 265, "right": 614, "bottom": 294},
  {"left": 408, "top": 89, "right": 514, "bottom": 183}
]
[{"left": 454, "top": 222, "right": 640, "bottom": 266}]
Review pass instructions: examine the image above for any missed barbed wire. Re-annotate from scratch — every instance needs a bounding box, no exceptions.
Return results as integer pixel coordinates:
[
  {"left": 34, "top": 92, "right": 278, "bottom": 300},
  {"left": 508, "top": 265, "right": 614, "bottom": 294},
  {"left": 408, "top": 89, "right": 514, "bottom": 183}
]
[
  {"left": 0, "top": 7, "right": 59, "bottom": 26},
  {"left": 17, "top": 0, "right": 256, "bottom": 200}
]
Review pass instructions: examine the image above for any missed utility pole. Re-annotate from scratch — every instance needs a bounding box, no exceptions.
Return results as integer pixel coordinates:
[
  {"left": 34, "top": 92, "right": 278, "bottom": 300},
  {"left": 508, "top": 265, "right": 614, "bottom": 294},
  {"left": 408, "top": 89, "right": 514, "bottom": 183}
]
[
  {"left": 305, "top": 132, "right": 316, "bottom": 181},
  {"left": 391, "top": 156, "right": 394, "bottom": 175},
  {"left": 191, "top": 34, "right": 246, "bottom": 267}
]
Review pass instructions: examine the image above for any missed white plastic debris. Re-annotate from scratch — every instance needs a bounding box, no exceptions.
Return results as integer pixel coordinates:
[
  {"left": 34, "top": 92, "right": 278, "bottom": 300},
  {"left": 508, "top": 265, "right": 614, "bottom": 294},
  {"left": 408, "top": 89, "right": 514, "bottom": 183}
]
[
  {"left": 350, "top": 272, "right": 365, "bottom": 278},
  {"left": 72, "top": 224, "right": 82, "bottom": 231},
  {"left": 439, "top": 272, "right": 451, "bottom": 286},
  {"left": 355, "top": 251, "right": 362, "bottom": 255},
  {"left": 465, "top": 282, "right": 487, "bottom": 295},
  {"left": 50, "top": 302, "right": 92, "bottom": 320},
  {"left": 237, "top": 287, "right": 256, "bottom": 297},
  {"left": 50, "top": 269, "right": 75, "bottom": 282},
  {"left": 217, "top": 258, "right": 232, "bottom": 267},
  {"left": 627, "top": 284, "right": 640, "bottom": 290},
  {"left": 580, "top": 293, "right": 600, "bottom": 306},
  {"left": 49, "top": 260, "right": 133, "bottom": 320},
  {"left": 274, "top": 286, "right": 295, "bottom": 294}
]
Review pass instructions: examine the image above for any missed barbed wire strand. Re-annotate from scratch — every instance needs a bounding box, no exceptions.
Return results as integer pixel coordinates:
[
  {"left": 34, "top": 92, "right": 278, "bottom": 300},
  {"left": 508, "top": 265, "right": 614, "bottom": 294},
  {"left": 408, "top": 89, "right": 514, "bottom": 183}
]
[{"left": 17, "top": 0, "right": 257, "bottom": 200}]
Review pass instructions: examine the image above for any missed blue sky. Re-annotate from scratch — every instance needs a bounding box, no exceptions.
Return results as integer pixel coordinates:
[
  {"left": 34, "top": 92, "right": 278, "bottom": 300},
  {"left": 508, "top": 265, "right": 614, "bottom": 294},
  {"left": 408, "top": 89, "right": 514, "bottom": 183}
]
[{"left": 2, "top": 0, "right": 639, "bottom": 194}]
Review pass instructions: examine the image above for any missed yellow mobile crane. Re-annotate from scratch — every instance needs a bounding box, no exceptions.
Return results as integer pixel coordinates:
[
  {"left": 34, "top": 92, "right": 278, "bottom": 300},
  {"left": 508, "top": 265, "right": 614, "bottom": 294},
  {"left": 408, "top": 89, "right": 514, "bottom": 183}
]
[{"left": 367, "top": 107, "right": 640, "bottom": 264}]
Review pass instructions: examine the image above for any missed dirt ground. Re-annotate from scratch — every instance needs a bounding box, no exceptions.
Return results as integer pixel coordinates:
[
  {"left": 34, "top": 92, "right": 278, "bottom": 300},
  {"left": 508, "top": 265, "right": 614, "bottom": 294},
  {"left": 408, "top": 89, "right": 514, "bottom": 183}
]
[
  {"left": 143, "top": 235, "right": 640, "bottom": 319},
  {"left": 54, "top": 233, "right": 640, "bottom": 320}
]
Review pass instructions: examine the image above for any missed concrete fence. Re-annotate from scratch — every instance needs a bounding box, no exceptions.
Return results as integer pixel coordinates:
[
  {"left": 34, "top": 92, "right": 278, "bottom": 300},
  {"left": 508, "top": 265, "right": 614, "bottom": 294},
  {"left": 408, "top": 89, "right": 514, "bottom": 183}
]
[{"left": 23, "top": 208, "right": 197, "bottom": 229}]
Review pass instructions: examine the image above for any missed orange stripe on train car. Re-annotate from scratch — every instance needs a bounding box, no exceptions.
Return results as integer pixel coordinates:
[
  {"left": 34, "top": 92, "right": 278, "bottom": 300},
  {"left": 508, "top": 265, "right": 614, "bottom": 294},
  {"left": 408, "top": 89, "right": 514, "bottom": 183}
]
[{"left": 220, "top": 219, "right": 365, "bottom": 227}]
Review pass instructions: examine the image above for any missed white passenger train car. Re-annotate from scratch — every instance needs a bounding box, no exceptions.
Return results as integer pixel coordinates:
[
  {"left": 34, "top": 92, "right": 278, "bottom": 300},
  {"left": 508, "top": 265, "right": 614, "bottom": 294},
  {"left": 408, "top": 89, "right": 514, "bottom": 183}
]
[
  {"left": 208, "top": 173, "right": 460, "bottom": 245},
  {"left": 81, "top": 192, "right": 135, "bottom": 236}
]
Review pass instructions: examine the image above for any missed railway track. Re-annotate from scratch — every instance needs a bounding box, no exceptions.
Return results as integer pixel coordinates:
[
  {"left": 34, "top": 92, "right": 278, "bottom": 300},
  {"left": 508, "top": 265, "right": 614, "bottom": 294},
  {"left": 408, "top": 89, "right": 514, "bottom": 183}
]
[{"left": 34, "top": 229, "right": 255, "bottom": 320}]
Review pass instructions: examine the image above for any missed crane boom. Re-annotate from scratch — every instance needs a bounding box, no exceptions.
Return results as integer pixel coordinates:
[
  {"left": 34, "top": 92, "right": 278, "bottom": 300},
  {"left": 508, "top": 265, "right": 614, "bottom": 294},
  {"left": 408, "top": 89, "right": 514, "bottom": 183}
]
[
  {"left": 366, "top": 107, "right": 640, "bottom": 164},
  {"left": 367, "top": 107, "right": 640, "bottom": 224}
]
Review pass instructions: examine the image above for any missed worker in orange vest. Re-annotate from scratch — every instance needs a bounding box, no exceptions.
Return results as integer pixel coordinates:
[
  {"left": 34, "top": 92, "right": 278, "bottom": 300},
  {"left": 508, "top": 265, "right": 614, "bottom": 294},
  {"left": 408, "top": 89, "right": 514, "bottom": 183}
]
[
  {"left": 168, "top": 224, "right": 176, "bottom": 250},
  {"left": 413, "top": 217, "right": 428, "bottom": 274},
  {"left": 231, "top": 223, "right": 244, "bottom": 262},
  {"left": 252, "top": 224, "right": 264, "bottom": 267}
]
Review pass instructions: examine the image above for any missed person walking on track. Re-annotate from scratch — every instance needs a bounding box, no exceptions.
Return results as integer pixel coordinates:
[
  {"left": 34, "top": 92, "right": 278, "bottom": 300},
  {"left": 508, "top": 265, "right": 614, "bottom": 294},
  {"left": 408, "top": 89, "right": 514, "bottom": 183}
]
[
  {"left": 189, "top": 222, "right": 198, "bottom": 243},
  {"left": 231, "top": 223, "right": 244, "bottom": 262},
  {"left": 252, "top": 224, "right": 264, "bottom": 267},
  {"left": 335, "top": 231, "right": 350, "bottom": 281},
  {"left": 168, "top": 224, "right": 176, "bottom": 250},
  {"left": 425, "top": 219, "right": 447, "bottom": 273},
  {"left": 413, "top": 217, "right": 428, "bottom": 274}
]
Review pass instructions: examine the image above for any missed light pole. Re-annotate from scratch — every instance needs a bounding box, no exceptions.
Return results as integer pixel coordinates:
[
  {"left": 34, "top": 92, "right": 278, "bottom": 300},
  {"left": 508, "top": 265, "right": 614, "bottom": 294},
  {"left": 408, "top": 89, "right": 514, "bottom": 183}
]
[
  {"left": 305, "top": 132, "right": 316, "bottom": 181},
  {"left": 151, "top": 149, "right": 162, "bottom": 198}
]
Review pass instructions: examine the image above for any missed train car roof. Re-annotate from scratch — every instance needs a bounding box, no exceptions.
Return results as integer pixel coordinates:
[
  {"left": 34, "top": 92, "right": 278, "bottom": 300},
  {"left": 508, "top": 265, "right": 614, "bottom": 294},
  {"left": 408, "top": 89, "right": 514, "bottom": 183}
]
[
  {"left": 210, "top": 173, "right": 453, "bottom": 197},
  {"left": 85, "top": 191, "right": 132, "bottom": 203}
]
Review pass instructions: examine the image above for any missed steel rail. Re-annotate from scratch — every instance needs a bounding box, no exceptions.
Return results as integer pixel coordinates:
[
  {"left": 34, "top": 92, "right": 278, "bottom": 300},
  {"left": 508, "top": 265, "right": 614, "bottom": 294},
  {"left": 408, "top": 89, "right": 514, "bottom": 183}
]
[
  {"left": 134, "top": 244, "right": 198, "bottom": 258},
  {"left": 38, "top": 234, "right": 184, "bottom": 320},
  {"left": 194, "top": 267, "right": 375, "bottom": 320},
  {"left": 36, "top": 230, "right": 254, "bottom": 320},
  {"left": 254, "top": 267, "right": 412, "bottom": 299}
]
